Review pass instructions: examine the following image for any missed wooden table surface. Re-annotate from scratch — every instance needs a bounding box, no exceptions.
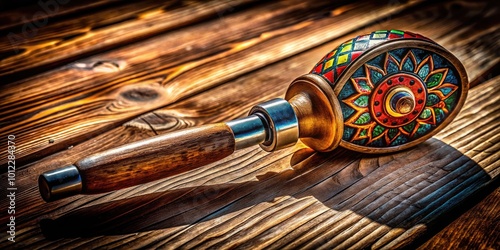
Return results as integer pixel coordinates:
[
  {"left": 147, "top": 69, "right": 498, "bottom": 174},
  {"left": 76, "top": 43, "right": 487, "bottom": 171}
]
[{"left": 1, "top": 0, "right": 499, "bottom": 249}]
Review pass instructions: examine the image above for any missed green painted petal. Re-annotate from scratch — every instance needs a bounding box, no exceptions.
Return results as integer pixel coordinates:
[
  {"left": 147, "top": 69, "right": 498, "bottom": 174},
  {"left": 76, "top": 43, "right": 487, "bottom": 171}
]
[
  {"left": 434, "top": 108, "right": 446, "bottom": 123},
  {"left": 372, "top": 125, "right": 385, "bottom": 137},
  {"left": 403, "top": 121, "right": 416, "bottom": 133},
  {"left": 355, "top": 79, "right": 372, "bottom": 92},
  {"left": 444, "top": 91, "right": 458, "bottom": 111},
  {"left": 426, "top": 72, "right": 443, "bottom": 88},
  {"left": 360, "top": 129, "right": 367, "bottom": 136},
  {"left": 388, "top": 128, "right": 398, "bottom": 139},
  {"left": 420, "top": 108, "right": 432, "bottom": 119},
  {"left": 354, "top": 112, "right": 371, "bottom": 125},
  {"left": 353, "top": 95, "right": 369, "bottom": 107}
]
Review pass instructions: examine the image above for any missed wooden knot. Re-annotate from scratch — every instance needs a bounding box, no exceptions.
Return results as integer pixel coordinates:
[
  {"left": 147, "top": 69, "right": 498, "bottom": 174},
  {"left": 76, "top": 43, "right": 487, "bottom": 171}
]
[
  {"left": 71, "top": 60, "right": 124, "bottom": 72},
  {"left": 92, "top": 61, "right": 121, "bottom": 72},
  {"left": 120, "top": 88, "right": 159, "bottom": 102},
  {"left": 108, "top": 77, "right": 166, "bottom": 114},
  {"left": 126, "top": 111, "right": 196, "bottom": 132}
]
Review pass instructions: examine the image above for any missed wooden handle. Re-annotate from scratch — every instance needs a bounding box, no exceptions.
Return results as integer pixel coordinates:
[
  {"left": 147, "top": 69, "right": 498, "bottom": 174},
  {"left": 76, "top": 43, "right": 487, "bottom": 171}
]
[{"left": 76, "top": 123, "right": 235, "bottom": 193}]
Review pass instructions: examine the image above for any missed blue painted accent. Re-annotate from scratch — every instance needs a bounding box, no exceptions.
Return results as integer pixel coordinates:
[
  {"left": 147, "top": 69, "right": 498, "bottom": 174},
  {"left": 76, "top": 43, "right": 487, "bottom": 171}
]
[
  {"left": 366, "top": 52, "right": 385, "bottom": 69},
  {"left": 343, "top": 127, "right": 355, "bottom": 141},
  {"left": 338, "top": 47, "right": 462, "bottom": 148},
  {"left": 418, "top": 64, "right": 430, "bottom": 79},
  {"left": 386, "top": 59, "right": 399, "bottom": 75},
  {"left": 340, "top": 101, "right": 355, "bottom": 122},
  {"left": 410, "top": 48, "right": 427, "bottom": 65},
  {"left": 390, "top": 92, "right": 412, "bottom": 111},
  {"left": 402, "top": 57, "right": 415, "bottom": 72},
  {"left": 370, "top": 69, "right": 383, "bottom": 84},
  {"left": 444, "top": 68, "right": 458, "bottom": 85},
  {"left": 390, "top": 135, "right": 409, "bottom": 146}
]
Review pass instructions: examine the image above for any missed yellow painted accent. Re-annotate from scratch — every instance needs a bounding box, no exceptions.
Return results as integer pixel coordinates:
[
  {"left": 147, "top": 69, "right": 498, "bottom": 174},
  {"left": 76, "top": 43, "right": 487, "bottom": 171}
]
[
  {"left": 338, "top": 54, "right": 348, "bottom": 65},
  {"left": 324, "top": 58, "right": 334, "bottom": 69},
  {"left": 341, "top": 44, "right": 352, "bottom": 53}
]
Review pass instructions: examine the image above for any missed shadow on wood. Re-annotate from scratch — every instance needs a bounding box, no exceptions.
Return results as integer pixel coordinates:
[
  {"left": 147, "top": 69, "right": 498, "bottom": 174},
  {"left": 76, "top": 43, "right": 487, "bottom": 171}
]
[{"left": 39, "top": 138, "right": 490, "bottom": 246}]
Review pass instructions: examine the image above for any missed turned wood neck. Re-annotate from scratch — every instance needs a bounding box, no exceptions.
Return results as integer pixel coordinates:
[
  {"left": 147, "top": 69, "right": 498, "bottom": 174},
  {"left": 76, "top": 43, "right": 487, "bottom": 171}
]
[
  {"left": 287, "top": 92, "right": 322, "bottom": 139},
  {"left": 285, "top": 74, "right": 344, "bottom": 152}
]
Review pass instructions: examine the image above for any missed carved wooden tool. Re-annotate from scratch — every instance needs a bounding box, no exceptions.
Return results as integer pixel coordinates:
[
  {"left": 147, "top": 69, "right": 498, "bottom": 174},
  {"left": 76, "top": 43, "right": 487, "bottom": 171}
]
[{"left": 39, "top": 30, "right": 468, "bottom": 202}]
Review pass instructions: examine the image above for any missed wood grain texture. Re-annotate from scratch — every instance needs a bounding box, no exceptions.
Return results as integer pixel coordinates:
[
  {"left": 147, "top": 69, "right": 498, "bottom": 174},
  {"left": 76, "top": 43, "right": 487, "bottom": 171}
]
[
  {"left": 6, "top": 0, "right": 497, "bottom": 217},
  {"left": 417, "top": 185, "right": 499, "bottom": 249},
  {"left": 0, "top": 0, "right": 119, "bottom": 31},
  {"left": 0, "top": 0, "right": 260, "bottom": 81},
  {"left": 0, "top": 0, "right": 424, "bottom": 168},
  {"left": 0, "top": 0, "right": 498, "bottom": 249},
  {"left": 77, "top": 123, "right": 235, "bottom": 193},
  {"left": 1, "top": 0, "right": 497, "bottom": 222},
  {"left": 3, "top": 76, "right": 498, "bottom": 249}
]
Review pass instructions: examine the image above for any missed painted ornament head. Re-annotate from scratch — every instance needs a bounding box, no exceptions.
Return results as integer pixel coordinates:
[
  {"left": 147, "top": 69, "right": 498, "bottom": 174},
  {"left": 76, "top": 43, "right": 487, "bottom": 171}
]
[{"left": 310, "top": 30, "right": 468, "bottom": 153}]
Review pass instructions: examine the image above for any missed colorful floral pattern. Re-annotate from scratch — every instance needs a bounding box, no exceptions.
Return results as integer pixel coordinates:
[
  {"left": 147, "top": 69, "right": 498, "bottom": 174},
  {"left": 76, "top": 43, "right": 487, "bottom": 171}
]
[
  {"left": 339, "top": 48, "right": 461, "bottom": 147},
  {"left": 309, "top": 30, "right": 463, "bottom": 148}
]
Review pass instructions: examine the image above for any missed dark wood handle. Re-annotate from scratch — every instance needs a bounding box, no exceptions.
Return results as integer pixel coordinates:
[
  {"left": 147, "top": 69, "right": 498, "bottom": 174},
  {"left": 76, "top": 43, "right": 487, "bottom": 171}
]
[{"left": 75, "top": 123, "right": 235, "bottom": 193}]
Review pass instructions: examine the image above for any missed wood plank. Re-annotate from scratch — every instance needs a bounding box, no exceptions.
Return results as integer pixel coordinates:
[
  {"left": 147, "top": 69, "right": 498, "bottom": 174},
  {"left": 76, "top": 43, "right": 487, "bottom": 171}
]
[
  {"left": 1, "top": 0, "right": 497, "bottom": 228},
  {"left": 1, "top": 0, "right": 498, "bottom": 248},
  {"left": 2, "top": 75, "right": 498, "bottom": 249},
  {"left": 0, "top": 0, "right": 424, "bottom": 168},
  {"left": 0, "top": 0, "right": 260, "bottom": 81},
  {"left": 416, "top": 184, "right": 499, "bottom": 249},
  {"left": 0, "top": 0, "right": 119, "bottom": 31}
]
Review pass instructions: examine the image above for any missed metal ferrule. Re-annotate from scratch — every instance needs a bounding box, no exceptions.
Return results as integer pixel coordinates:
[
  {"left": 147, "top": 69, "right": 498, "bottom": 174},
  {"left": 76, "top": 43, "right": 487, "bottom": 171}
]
[
  {"left": 38, "top": 165, "right": 82, "bottom": 202},
  {"left": 226, "top": 115, "right": 267, "bottom": 150},
  {"left": 227, "top": 98, "right": 299, "bottom": 152},
  {"left": 250, "top": 98, "right": 299, "bottom": 152}
]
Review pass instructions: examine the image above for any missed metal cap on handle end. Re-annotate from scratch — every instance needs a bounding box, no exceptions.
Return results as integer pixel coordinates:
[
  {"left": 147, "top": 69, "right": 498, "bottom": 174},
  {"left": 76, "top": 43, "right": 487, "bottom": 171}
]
[{"left": 38, "top": 165, "right": 82, "bottom": 202}]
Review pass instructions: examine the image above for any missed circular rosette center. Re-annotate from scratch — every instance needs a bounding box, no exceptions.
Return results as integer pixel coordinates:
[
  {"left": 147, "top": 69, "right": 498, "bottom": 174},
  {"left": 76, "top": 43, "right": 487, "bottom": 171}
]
[
  {"left": 386, "top": 87, "right": 415, "bottom": 115},
  {"left": 370, "top": 73, "right": 427, "bottom": 128}
]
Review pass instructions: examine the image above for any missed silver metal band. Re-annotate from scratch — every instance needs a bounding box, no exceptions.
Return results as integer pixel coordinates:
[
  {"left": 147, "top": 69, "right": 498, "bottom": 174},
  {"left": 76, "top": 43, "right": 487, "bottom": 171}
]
[
  {"left": 227, "top": 98, "right": 299, "bottom": 152},
  {"left": 250, "top": 98, "right": 299, "bottom": 152},
  {"left": 226, "top": 115, "right": 267, "bottom": 150}
]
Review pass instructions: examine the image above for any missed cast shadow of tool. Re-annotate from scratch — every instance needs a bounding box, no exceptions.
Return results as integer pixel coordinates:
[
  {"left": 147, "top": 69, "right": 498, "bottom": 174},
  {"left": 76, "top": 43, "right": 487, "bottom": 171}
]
[{"left": 40, "top": 138, "right": 491, "bottom": 241}]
